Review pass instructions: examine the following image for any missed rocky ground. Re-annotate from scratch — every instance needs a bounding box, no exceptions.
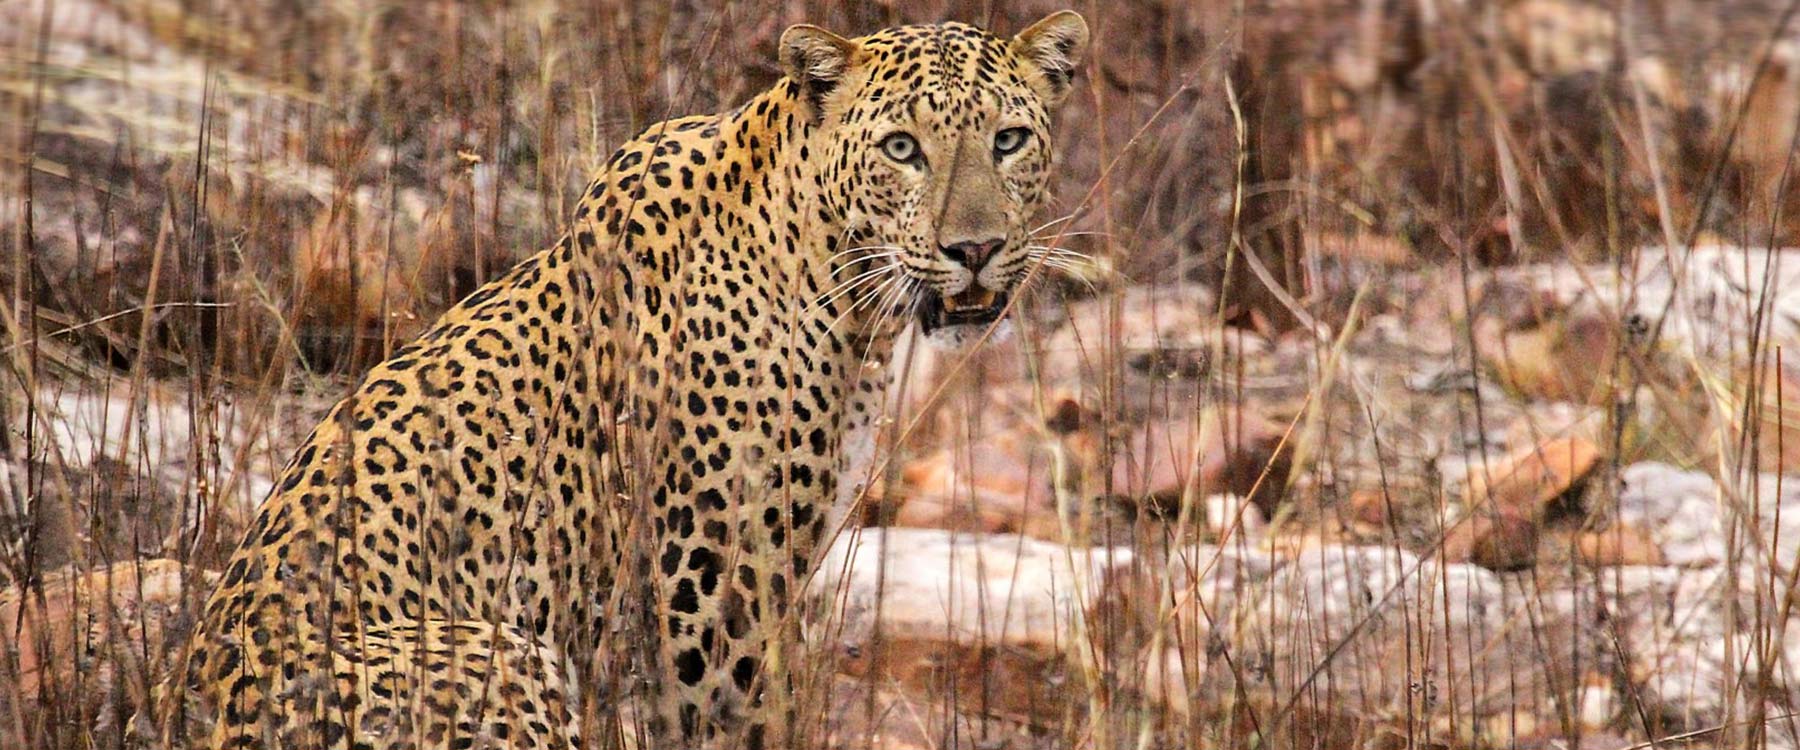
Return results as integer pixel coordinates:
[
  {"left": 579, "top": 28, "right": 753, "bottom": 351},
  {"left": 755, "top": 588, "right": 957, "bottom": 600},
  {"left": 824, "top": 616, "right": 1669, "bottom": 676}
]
[{"left": 801, "top": 245, "right": 1800, "bottom": 749}]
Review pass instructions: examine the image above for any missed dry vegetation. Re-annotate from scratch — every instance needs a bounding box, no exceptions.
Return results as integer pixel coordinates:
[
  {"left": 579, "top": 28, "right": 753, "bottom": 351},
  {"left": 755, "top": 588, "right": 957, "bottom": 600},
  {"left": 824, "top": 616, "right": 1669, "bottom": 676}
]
[{"left": 5, "top": 0, "right": 1800, "bottom": 748}]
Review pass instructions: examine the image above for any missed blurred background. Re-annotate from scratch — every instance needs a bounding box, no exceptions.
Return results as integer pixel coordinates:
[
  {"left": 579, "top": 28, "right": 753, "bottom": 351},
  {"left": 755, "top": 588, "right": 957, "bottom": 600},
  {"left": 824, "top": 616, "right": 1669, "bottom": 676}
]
[{"left": 4, "top": 1, "right": 1800, "bottom": 748}]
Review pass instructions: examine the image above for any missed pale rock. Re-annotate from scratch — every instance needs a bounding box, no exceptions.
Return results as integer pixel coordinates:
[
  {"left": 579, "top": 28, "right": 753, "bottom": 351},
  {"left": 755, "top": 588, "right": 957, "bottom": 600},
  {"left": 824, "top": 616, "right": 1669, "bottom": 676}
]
[
  {"left": 1481, "top": 246, "right": 1800, "bottom": 370},
  {"left": 809, "top": 528, "right": 1130, "bottom": 722},
  {"left": 1616, "top": 462, "right": 1724, "bottom": 566},
  {"left": 1128, "top": 543, "right": 1279, "bottom": 716},
  {"left": 1521, "top": 563, "right": 1800, "bottom": 746},
  {"left": 810, "top": 527, "right": 1129, "bottom": 658},
  {"left": 2, "top": 384, "right": 322, "bottom": 567},
  {"left": 1561, "top": 565, "right": 1800, "bottom": 743},
  {"left": 1216, "top": 545, "right": 1585, "bottom": 744},
  {"left": 810, "top": 525, "right": 1130, "bottom": 719},
  {"left": 1617, "top": 462, "right": 1800, "bottom": 570},
  {"left": 1574, "top": 672, "right": 1618, "bottom": 732}
]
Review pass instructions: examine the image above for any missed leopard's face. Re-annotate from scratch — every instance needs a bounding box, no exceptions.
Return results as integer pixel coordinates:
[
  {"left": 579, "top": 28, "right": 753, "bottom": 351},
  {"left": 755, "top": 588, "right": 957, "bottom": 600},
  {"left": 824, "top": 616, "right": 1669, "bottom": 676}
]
[
  {"left": 783, "top": 13, "right": 1089, "bottom": 343},
  {"left": 845, "top": 81, "right": 1057, "bottom": 338}
]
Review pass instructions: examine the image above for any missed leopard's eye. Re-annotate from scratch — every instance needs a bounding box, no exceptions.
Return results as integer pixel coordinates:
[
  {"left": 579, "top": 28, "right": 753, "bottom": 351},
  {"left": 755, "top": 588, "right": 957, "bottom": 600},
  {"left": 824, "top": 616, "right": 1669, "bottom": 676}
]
[
  {"left": 881, "top": 133, "right": 921, "bottom": 164},
  {"left": 994, "top": 127, "right": 1031, "bottom": 157}
]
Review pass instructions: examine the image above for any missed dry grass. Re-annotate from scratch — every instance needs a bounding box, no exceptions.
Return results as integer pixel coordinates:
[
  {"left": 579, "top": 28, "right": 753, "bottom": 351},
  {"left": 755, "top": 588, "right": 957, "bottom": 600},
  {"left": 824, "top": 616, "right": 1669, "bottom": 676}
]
[{"left": 4, "top": 0, "right": 1800, "bottom": 748}]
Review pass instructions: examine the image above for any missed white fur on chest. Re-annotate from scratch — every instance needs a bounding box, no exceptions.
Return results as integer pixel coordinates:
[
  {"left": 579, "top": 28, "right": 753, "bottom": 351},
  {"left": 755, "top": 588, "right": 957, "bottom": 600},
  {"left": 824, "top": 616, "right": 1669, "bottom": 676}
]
[
  {"left": 829, "top": 371, "right": 892, "bottom": 535},
  {"left": 834, "top": 419, "right": 880, "bottom": 522},
  {"left": 826, "top": 328, "right": 920, "bottom": 536}
]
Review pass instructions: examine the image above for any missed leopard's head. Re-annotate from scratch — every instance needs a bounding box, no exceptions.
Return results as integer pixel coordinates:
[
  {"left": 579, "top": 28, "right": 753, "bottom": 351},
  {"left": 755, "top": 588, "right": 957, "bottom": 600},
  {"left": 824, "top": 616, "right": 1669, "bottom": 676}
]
[{"left": 783, "top": 12, "right": 1089, "bottom": 344}]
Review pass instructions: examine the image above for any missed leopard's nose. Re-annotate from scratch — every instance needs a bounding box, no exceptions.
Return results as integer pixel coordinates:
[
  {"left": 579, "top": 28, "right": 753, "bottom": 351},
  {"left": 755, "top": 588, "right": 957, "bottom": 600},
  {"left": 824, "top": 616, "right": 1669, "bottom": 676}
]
[{"left": 940, "top": 238, "right": 1003, "bottom": 273}]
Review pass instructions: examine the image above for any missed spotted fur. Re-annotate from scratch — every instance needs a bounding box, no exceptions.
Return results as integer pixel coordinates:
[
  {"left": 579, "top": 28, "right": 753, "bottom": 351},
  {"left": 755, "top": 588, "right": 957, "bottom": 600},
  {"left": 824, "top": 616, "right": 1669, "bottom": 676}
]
[{"left": 178, "top": 12, "right": 1088, "bottom": 749}]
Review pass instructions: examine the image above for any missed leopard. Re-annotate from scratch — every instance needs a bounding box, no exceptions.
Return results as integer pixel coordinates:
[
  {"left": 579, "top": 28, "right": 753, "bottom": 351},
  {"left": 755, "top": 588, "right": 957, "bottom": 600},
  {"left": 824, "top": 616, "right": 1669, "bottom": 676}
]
[{"left": 174, "top": 11, "right": 1090, "bottom": 749}]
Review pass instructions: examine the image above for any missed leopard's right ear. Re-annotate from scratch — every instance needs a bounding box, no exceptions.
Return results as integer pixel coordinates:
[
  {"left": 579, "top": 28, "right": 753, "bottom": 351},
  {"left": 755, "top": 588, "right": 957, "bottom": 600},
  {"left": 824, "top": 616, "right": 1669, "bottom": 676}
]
[
  {"left": 1010, "top": 11, "right": 1089, "bottom": 105},
  {"left": 779, "top": 24, "right": 863, "bottom": 123}
]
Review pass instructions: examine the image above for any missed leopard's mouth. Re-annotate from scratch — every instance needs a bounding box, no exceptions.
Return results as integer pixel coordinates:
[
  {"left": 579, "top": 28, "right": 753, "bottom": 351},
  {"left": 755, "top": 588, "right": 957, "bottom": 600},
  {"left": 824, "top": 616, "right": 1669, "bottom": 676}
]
[{"left": 915, "top": 287, "right": 1010, "bottom": 334}]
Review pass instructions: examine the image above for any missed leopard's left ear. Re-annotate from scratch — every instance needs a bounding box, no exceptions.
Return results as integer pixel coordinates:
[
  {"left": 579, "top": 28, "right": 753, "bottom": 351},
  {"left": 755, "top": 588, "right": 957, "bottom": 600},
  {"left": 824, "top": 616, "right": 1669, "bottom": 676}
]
[
  {"left": 780, "top": 24, "right": 864, "bottom": 123},
  {"left": 1010, "top": 10, "right": 1089, "bottom": 105}
]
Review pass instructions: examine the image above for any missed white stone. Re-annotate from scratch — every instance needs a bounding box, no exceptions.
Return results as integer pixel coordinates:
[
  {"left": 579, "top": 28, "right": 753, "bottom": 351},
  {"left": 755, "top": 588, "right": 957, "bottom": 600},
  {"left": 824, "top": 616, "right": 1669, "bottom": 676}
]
[{"left": 809, "top": 527, "right": 1130, "bottom": 652}]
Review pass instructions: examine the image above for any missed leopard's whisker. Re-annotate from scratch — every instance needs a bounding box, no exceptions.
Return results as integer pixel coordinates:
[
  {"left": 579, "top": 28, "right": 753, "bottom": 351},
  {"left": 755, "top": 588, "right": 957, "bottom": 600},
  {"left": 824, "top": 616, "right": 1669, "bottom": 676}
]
[
  {"left": 1030, "top": 230, "right": 1109, "bottom": 242},
  {"left": 1028, "top": 249, "right": 1096, "bottom": 262},
  {"left": 830, "top": 243, "right": 902, "bottom": 255},
  {"left": 813, "top": 279, "right": 885, "bottom": 317},
  {"left": 855, "top": 276, "right": 915, "bottom": 370},
  {"left": 828, "top": 280, "right": 897, "bottom": 339},
  {"left": 1026, "top": 247, "right": 1098, "bottom": 266},
  {"left": 830, "top": 252, "right": 904, "bottom": 277},
  {"left": 857, "top": 273, "right": 909, "bottom": 319},
  {"left": 825, "top": 244, "right": 904, "bottom": 264},
  {"left": 1025, "top": 249, "right": 1099, "bottom": 276},
  {"left": 814, "top": 263, "right": 898, "bottom": 308},
  {"left": 815, "top": 278, "right": 888, "bottom": 314},
  {"left": 827, "top": 273, "right": 903, "bottom": 332},
  {"left": 1034, "top": 253, "right": 1092, "bottom": 269},
  {"left": 1026, "top": 244, "right": 1096, "bottom": 257},
  {"left": 1026, "top": 256, "right": 1102, "bottom": 295},
  {"left": 1029, "top": 213, "right": 1079, "bottom": 236},
  {"left": 868, "top": 273, "right": 916, "bottom": 334},
  {"left": 870, "top": 276, "right": 914, "bottom": 336},
  {"left": 814, "top": 274, "right": 887, "bottom": 310},
  {"left": 1036, "top": 256, "right": 1096, "bottom": 271},
  {"left": 1039, "top": 259, "right": 1093, "bottom": 275},
  {"left": 851, "top": 282, "right": 899, "bottom": 341},
  {"left": 1041, "top": 267, "right": 1103, "bottom": 293}
]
